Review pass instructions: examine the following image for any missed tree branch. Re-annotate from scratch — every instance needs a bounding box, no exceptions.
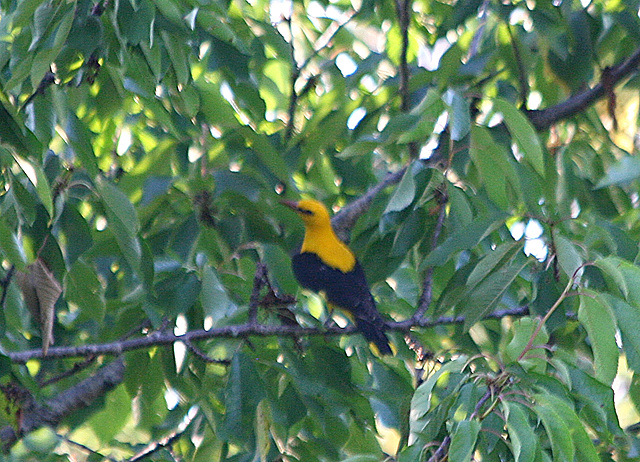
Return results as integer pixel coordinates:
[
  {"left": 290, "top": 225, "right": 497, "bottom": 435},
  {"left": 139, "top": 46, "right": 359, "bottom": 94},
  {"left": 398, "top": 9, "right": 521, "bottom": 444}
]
[
  {"left": 393, "top": 0, "right": 419, "bottom": 158},
  {"left": 0, "top": 357, "right": 125, "bottom": 448},
  {"left": 394, "top": 0, "right": 411, "bottom": 113},
  {"left": 413, "top": 191, "right": 448, "bottom": 320},
  {"left": 526, "top": 45, "right": 640, "bottom": 131},
  {"left": 331, "top": 167, "right": 408, "bottom": 241},
  {"left": 284, "top": 9, "right": 357, "bottom": 142},
  {"left": 6, "top": 306, "right": 531, "bottom": 363}
]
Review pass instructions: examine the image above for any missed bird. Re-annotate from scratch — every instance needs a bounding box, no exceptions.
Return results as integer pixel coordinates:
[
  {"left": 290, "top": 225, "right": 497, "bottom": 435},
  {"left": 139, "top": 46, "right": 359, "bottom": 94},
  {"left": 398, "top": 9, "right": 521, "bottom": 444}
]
[{"left": 281, "top": 199, "right": 393, "bottom": 355}]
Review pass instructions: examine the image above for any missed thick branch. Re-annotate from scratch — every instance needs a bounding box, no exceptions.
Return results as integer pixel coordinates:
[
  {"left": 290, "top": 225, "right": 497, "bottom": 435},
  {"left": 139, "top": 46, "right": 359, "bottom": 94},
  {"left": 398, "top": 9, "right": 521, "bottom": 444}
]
[
  {"left": 0, "top": 357, "right": 124, "bottom": 448},
  {"left": 526, "top": 45, "right": 640, "bottom": 130},
  {"left": 7, "top": 306, "right": 531, "bottom": 363},
  {"left": 332, "top": 167, "right": 407, "bottom": 241}
]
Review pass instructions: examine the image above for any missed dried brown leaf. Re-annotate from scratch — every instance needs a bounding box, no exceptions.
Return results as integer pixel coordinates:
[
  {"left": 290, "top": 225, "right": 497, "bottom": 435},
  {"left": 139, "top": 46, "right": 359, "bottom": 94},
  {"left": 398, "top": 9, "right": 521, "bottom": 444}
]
[{"left": 15, "top": 258, "right": 61, "bottom": 355}]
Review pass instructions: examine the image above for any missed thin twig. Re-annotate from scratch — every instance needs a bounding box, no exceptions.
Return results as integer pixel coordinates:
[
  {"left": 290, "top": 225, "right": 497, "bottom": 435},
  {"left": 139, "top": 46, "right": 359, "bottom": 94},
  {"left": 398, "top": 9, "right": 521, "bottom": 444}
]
[
  {"left": 284, "top": 14, "right": 299, "bottom": 142},
  {"left": 427, "top": 435, "right": 450, "bottom": 462},
  {"left": 507, "top": 24, "right": 529, "bottom": 106},
  {"left": 128, "top": 426, "right": 189, "bottom": 462},
  {"left": 413, "top": 190, "right": 448, "bottom": 320},
  {"left": 7, "top": 305, "right": 532, "bottom": 363},
  {"left": 183, "top": 338, "right": 231, "bottom": 365},
  {"left": 393, "top": 0, "right": 419, "bottom": 158},
  {"left": 0, "top": 265, "right": 15, "bottom": 308},
  {"left": 394, "top": 0, "right": 410, "bottom": 112},
  {"left": 427, "top": 374, "right": 505, "bottom": 461},
  {"left": 468, "top": 0, "right": 491, "bottom": 59},
  {"left": 248, "top": 263, "right": 268, "bottom": 325},
  {"left": 38, "top": 356, "right": 97, "bottom": 388},
  {"left": 516, "top": 265, "right": 581, "bottom": 361},
  {"left": 284, "top": 9, "right": 357, "bottom": 141},
  {"left": 60, "top": 435, "right": 119, "bottom": 462}
]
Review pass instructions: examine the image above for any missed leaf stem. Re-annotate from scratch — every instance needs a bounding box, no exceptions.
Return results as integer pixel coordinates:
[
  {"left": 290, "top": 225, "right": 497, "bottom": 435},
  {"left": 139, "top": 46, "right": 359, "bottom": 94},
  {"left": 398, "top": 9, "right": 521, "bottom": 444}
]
[{"left": 517, "top": 268, "right": 579, "bottom": 361}]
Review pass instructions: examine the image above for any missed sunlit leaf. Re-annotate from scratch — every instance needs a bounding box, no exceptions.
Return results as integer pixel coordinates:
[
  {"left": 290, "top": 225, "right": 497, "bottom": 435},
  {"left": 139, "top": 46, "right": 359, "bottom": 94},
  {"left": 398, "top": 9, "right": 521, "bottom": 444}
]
[
  {"left": 577, "top": 292, "right": 618, "bottom": 385},
  {"left": 449, "top": 420, "right": 480, "bottom": 462},
  {"left": 493, "top": 98, "right": 545, "bottom": 176},
  {"left": 12, "top": 154, "right": 53, "bottom": 219},
  {"left": 0, "top": 220, "right": 27, "bottom": 270},
  {"left": 596, "top": 155, "right": 640, "bottom": 188},
  {"left": 503, "top": 401, "right": 537, "bottom": 462}
]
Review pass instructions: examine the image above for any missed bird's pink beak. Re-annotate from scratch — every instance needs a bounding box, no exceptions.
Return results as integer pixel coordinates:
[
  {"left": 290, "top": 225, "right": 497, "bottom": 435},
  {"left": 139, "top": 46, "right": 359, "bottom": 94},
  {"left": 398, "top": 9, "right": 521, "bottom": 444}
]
[{"left": 280, "top": 200, "right": 299, "bottom": 211}]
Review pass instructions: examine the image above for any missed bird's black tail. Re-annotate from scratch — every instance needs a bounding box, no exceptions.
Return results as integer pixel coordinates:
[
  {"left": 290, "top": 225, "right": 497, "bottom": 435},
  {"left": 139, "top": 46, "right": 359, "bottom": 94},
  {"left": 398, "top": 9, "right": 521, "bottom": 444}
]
[{"left": 355, "top": 316, "right": 393, "bottom": 356}]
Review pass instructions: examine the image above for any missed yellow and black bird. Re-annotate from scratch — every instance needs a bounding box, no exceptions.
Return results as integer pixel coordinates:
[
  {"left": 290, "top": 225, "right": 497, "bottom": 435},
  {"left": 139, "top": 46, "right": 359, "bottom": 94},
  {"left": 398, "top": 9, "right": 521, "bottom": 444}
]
[{"left": 281, "top": 199, "right": 392, "bottom": 355}]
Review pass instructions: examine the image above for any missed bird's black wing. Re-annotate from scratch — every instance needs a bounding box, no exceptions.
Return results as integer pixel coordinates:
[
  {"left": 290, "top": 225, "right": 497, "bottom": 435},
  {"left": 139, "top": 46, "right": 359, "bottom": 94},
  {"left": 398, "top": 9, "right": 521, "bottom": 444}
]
[{"left": 292, "top": 252, "right": 392, "bottom": 354}]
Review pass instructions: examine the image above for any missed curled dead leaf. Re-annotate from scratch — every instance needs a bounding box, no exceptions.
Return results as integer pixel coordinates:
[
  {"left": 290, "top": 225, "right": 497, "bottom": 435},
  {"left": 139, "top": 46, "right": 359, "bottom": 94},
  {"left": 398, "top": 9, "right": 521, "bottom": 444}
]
[{"left": 15, "top": 258, "right": 61, "bottom": 355}]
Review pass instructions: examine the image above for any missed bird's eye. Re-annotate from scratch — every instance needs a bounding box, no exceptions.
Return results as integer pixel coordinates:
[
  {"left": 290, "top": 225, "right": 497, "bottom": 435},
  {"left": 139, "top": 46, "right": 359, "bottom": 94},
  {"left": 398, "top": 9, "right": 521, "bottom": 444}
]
[{"left": 298, "top": 209, "right": 314, "bottom": 215}]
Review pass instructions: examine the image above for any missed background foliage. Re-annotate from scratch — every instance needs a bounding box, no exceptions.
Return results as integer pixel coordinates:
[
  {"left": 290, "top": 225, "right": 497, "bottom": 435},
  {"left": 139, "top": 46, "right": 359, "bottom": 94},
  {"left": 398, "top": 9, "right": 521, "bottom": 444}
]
[{"left": 1, "top": 0, "right": 640, "bottom": 460}]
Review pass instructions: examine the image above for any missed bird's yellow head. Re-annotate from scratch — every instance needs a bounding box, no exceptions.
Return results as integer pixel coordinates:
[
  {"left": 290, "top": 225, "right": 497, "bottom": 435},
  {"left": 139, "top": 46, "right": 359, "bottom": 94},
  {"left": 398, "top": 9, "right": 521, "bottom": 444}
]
[
  {"left": 281, "top": 199, "right": 332, "bottom": 229},
  {"left": 281, "top": 198, "right": 355, "bottom": 271}
]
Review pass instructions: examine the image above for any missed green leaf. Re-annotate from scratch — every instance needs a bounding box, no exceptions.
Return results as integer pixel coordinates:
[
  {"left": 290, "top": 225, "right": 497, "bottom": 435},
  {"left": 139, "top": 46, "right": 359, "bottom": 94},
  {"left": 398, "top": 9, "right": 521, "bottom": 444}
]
[
  {"left": 336, "top": 141, "right": 377, "bottom": 160},
  {"left": 12, "top": 154, "right": 53, "bottom": 219},
  {"left": 255, "top": 399, "right": 272, "bottom": 462},
  {"left": 117, "top": 0, "right": 155, "bottom": 45},
  {"left": 197, "top": 80, "right": 241, "bottom": 128},
  {"left": 0, "top": 99, "right": 42, "bottom": 156},
  {"left": 152, "top": 0, "right": 184, "bottom": 25},
  {"left": 57, "top": 206, "right": 93, "bottom": 265},
  {"left": 222, "top": 352, "right": 266, "bottom": 443},
  {"left": 503, "top": 401, "right": 536, "bottom": 462},
  {"left": 600, "top": 293, "right": 640, "bottom": 372},
  {"left": 565, "top": 362, "right": 622, "bottom": 437},
  {"left": 449, "top": 420, "right": 480, "bottom": 462},
  {"left": 20, "top": 427, "right": 60, "bottom": 454},
  {"left": 577, "top": 292, "right": 618, "bottom": 384},
  {"left": 469, "top": 125, "right": 519, "bottom": 209},
  {"left": 443, "top": 89, "right": 471, "bottom": 141},
  {"left": 410, "top": 357, "right": 467, "bottom": 422},
  {"left": 237, "top": 127, "right": 289, "bottom": 183},
  {"left": 87, "top": 384, "right": 131, "bottom": 444},
  {"left": 460, "top": 259, "right": 530, "bottom": 329},
  {"left": 64, "top": 259, "right": 106, "bottom": 324},
  {"left": 595, "top": 256, "right": 629, "bottom": 298},
  {"left": 9, "top": 175, "right": 36, "bottom": 226},
  {"left": 162, "top": 30, "right": 190, "bottom": 86},
  {"left": 154, "top": 270, "right": 200, "bottom": 316},
  {"left": 0, "top": 220, "right": 27, "bottom": 270},
  {"left": 501, "top": 317, "right": 549, "bottom": 373},
  {"left": 384, "top": 162, "right": 417, "bottom": 214},
  {"left": 595, "top": 155, "right": 640, "bottom": 188},
  {"left": 466, "top": 240, "right": 524, "bottom": 288},
  {"left": 64, "top": 113, "right": 99, "bottom": 177},
  {"left": 11, "top": 0, "right": 42, "bottom": 28},
  {"left": 95, "top": 177, "right": 141, "bottom": 271},
  {"left": 25, "top": 91, "right": 55, "bottom": 145},
  {"left": 262, "top": 243, "right": 298, "bottom": 294},
  {"left": 390, "top": 207, "right": 427, "bottom": 257},
  {"left": 553, "top": 233, "right": 583, "bottom": 281},
  {"left": 493, "top": 98, "right": 545, "bottom": 176},
  {"left": 423, "top": 214, "right": 506, "bottom": 267},
  {"left": 534, "top": 393, "right": 600, "bottom": 462},
  {"left": 200, "top": 265, "right": 235, "bottom": 327},
  {"left": 533, "top": 398, "right": 574, "bottom": 462}
]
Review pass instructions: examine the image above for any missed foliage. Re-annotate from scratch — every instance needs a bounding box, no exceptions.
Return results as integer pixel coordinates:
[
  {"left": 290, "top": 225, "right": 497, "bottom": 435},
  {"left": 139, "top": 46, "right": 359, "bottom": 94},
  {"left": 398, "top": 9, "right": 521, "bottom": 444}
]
[{"left": 0, "top": 0, "right": 640, "bottom": 460}]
